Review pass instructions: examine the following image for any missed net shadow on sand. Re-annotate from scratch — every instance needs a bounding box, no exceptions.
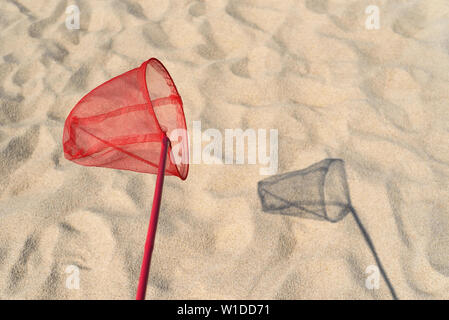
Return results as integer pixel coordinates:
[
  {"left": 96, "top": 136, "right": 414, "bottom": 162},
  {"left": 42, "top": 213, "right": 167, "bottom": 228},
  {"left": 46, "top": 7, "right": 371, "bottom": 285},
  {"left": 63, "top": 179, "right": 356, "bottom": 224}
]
[{"left": 258, "top": 158, "right": 398, "bottom": 300}]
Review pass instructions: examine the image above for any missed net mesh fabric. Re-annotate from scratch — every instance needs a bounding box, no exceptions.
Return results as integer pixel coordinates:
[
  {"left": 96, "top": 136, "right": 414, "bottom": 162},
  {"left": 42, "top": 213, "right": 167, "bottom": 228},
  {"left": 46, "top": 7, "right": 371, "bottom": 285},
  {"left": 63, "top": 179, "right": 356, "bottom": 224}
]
[{"left": 63, "top": 58, "right": 189, "bottom": 180}]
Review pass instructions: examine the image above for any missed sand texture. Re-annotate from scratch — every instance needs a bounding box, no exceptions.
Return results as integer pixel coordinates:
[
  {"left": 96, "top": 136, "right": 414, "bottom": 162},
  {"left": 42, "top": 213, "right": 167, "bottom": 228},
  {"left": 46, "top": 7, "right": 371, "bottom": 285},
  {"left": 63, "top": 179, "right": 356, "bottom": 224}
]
[{"left": 1, "top": 0, "right": 449, "bottom": 299}]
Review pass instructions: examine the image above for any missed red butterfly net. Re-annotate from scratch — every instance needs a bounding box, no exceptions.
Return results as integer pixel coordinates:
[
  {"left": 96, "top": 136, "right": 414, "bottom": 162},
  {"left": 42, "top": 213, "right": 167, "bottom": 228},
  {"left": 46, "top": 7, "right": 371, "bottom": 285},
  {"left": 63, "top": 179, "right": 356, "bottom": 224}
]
[{"left": 63, "top": 58, "right": 189, "bottom": 180}]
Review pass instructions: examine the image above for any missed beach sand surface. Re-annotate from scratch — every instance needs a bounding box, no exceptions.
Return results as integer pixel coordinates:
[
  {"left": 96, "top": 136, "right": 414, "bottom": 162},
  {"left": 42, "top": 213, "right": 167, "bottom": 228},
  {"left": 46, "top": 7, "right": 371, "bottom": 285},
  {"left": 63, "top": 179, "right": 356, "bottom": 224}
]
[{"left": 0, "top": 0, "right": 449, "bottom": 299}]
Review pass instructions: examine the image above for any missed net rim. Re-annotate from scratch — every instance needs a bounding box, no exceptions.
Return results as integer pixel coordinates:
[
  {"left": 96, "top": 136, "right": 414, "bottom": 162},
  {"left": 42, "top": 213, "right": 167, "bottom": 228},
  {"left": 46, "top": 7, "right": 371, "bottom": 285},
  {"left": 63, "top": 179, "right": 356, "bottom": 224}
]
[{"left": 140, "top": 58, "right": 189, "bottom": 180}]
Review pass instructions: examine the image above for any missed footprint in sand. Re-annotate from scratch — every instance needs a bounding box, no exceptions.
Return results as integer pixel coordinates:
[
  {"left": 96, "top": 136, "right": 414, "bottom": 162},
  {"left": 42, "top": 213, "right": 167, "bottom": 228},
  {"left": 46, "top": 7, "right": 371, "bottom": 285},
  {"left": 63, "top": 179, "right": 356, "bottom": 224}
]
[
  {"left": 5, "top": 210, "right": 128, "bottom": 299},
  {"left": 0, "top": 126, "right": 39, "bottom": 197}
]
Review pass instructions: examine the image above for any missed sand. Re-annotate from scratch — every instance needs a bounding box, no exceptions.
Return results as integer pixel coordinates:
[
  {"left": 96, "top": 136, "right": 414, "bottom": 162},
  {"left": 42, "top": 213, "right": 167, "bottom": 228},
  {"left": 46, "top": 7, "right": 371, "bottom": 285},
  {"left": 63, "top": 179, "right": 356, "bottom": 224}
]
[{"left": 1, "top": 0, "right": 449, "bottom": 299}]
